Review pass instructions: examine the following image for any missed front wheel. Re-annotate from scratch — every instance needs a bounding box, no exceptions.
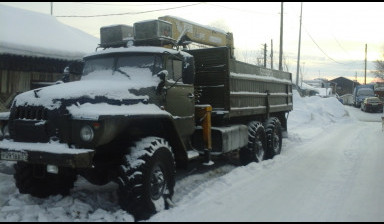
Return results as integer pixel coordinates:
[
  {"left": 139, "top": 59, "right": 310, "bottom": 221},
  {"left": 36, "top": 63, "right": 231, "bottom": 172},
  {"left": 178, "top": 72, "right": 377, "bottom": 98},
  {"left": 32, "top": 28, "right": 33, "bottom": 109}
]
[
  {"left": 264, "top": 117, "right": 283, "bottom": 159},
  {"left": 117, "top": 137, "right": 175, "bottom": 221}
]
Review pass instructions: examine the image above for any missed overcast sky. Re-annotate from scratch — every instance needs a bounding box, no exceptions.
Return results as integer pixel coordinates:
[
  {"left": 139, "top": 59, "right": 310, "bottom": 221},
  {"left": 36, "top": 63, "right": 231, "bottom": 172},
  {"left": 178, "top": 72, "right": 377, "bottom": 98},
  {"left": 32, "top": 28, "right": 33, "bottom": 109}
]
[{"left": 2, "top": 2, "right": 384, "bottom": 84}]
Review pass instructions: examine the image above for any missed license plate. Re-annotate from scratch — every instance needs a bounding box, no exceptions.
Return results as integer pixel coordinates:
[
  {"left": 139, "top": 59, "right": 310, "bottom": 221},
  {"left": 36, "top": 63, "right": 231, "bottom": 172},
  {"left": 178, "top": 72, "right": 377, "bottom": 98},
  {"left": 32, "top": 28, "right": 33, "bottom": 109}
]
[
  {"left": 1, "top": 151, "right": 28, "bottom": 161},
  {"left": 371, "top": 103, "right": 378, "bottom": 106}
]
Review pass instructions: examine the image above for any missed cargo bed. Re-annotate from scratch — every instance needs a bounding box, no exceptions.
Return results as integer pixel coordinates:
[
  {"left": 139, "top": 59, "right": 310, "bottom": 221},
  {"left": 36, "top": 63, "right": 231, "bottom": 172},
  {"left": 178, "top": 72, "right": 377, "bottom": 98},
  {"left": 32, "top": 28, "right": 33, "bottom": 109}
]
[{"left": 187, "top": 47, "right": 293, "bottom": 120}]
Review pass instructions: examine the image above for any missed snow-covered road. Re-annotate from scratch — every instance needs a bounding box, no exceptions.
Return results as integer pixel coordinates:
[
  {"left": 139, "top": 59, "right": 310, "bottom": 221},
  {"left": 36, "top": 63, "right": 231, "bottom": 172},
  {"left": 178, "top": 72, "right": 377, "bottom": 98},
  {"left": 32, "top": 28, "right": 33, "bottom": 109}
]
[
  {"left": 1, "top": 92, "right": 384, "bottom": 222},
  {"left": 150, "top": 104, "right": 384, "bottom": 222}
]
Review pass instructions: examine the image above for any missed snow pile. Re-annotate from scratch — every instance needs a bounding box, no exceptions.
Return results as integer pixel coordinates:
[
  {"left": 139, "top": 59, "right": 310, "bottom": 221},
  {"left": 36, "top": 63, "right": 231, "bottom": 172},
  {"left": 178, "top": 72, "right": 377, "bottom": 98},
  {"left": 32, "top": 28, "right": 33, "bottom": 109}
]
[
  {"left": 288, "top": 90, "right": 350, "bottom": 140},
  {"left": 0, "top": 183, "right": 134, "bottom": 222},
  {"left": 0, "top": 4, "right": 99, "bottom": 60}
]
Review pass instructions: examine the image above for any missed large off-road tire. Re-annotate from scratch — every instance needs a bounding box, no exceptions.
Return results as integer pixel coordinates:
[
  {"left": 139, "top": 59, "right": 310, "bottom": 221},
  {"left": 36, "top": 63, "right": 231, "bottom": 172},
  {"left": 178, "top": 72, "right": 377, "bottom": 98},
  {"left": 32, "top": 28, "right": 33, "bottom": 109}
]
[
  {"left": 117, "top": 137, "right": 175, "bottom": 221},
  {"left": 264, "top": 117, "right": 283, "bottom": 159},
  {"left": 13, "top": 162, "right": 77, "bottom": 198},
  {"left": 239, "top": 121, "right": 267, "bottom": 165}
]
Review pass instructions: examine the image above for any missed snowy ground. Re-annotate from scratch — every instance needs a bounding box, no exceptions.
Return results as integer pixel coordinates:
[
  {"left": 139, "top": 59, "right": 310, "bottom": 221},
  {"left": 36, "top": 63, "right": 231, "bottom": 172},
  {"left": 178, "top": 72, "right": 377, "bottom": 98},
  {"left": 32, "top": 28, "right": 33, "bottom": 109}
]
[{"left": 1, "top": 90, "right": 384, "bottom": 222}]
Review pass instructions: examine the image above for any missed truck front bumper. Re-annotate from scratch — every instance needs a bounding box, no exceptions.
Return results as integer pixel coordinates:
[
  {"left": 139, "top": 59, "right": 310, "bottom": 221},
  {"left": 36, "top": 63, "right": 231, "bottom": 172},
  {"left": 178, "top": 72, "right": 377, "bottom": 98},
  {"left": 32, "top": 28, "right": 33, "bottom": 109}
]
[{"left": 0, "top": 140, "right": 94, "bottom": 168}]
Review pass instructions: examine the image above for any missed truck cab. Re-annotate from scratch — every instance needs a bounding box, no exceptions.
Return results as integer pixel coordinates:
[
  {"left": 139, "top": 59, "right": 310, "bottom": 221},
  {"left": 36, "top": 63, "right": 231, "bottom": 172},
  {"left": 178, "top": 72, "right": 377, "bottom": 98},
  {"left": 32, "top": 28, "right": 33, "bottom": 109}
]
[{"left": 82, "top": 46, "right": 196, "bottom": 149}]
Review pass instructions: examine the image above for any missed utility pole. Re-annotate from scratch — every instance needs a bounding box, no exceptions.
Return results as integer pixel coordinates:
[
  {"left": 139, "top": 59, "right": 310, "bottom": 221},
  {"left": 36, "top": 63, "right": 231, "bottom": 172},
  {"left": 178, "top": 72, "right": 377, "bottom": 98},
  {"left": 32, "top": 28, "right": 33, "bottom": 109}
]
[
  {"left": 300, "top": 62, "right": 305, "bottom": 87},
  {"left": 364, "top": 43, "right": 367, "bottom": 84},
  {"left": 264, "top": 43, "right": 267, "bottom": 68},
  {"left": 295, "top": 2, "right": 303, "bottom": 86},
  {"left": 271, "top": 39, "right": 273, "bottom": 70},
  {"left": 279, "top": 2, "right": 284, "bottom": 71},
  {"left": 300, "top": 66, "right": 303, "bottom": 87},
  {"left": 50, "top": 2, "right": 53, "bottom": 16}
]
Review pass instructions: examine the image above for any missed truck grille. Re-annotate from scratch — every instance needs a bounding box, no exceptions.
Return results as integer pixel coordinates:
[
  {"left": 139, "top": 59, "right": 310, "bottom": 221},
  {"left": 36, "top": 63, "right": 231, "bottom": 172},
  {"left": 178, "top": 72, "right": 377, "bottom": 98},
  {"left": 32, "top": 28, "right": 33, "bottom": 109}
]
[
  {"left": 14, "top": 106, "right": 49, "bottom": 120},
  {"left": 10, "top": 106, "right": 52, "bottom": 142}
]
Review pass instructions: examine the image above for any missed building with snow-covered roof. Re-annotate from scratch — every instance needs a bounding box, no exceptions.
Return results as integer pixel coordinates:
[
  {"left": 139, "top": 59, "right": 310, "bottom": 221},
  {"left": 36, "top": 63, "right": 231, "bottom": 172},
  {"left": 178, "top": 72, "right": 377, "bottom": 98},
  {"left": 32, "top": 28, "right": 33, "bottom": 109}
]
[
  {"left": 0, "top": 4, "right": 99, "bottom": 111},
  {"left": 295, "top": 81, "right": 319, "bottom": 96},
  {"left": 330, "top": 76, "right": 358, "bottom": 96},
  {"left": 303, "top": 78, "right": 329, "bottom": 88}
]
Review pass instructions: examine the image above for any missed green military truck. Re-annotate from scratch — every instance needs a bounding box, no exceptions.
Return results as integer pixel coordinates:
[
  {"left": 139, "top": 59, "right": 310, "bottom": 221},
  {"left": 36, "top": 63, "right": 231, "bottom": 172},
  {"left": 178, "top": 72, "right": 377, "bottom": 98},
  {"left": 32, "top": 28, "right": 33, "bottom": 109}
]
[{"left": 0, "top": 18, "right": 292, "bottom": 220}]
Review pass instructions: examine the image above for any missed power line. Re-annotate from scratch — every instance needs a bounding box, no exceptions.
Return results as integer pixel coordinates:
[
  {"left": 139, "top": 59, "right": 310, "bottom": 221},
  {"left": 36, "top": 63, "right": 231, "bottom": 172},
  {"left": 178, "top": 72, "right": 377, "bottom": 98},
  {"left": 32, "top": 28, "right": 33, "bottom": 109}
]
[
  {"left": 301, "top": 60, "right": 364, "bottom": 66},
  {"left": 330, "top": 33, "right": 366, "bottom": 66},
  {"left": 303, "top": 25, "right": 350, "bottom": 66},
  {"left": 72, "top": 2, "right": 184, "bottom": 7},
  {"left": 56, "top": 2, "right": 204, "bottom": 18},
  {"left": 205, "top": 3, "right": 279, "bottom": 16},
  {"left": 332, "top": 33, "right": 352, "bottom": 58}
]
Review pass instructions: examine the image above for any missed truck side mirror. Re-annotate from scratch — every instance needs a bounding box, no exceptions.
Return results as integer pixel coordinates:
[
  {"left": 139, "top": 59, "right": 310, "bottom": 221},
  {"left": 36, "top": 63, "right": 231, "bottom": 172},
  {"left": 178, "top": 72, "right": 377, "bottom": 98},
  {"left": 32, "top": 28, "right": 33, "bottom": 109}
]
[
  {"left": 61, "top": 66, "right": 70, "bottom": 83},
  {"left": 156, "top": 70, "right": 167, "bottom": 95},
  {"left": 60, "top": 61, "right": 84, "bottom": 83},
  {"left": 157, "top": 70, "right": 166, "bottom": 82}
]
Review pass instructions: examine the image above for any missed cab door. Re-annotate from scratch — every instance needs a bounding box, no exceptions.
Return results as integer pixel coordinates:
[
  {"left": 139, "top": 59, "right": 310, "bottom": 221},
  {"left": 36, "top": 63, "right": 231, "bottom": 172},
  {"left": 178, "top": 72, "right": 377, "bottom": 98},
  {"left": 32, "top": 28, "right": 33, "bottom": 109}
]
[{"left": 164, "top": 58, "right": 195, "bottom": 145}]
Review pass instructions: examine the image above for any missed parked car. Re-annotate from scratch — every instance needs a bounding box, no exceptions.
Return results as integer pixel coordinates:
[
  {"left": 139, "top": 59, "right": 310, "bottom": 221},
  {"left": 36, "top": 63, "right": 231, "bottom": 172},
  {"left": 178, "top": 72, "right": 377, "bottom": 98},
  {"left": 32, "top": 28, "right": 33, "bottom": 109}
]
[
  {"left": 353, "top": 85, "right": 375, "bottom": 108},
  {"left": 361, "top": 97, "right": 383, "bottom": 113}
]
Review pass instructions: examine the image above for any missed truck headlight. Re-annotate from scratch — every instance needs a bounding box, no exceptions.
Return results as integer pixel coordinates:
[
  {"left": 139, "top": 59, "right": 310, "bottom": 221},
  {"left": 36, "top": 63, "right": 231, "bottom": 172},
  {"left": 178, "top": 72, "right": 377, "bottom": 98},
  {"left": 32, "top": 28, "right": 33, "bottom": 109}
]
[
  {"left": 80, "top": 125, "right": 94, "bottom": 142},
  {"left": 1, "top": 124, "right": 10, "bottom": 139}
]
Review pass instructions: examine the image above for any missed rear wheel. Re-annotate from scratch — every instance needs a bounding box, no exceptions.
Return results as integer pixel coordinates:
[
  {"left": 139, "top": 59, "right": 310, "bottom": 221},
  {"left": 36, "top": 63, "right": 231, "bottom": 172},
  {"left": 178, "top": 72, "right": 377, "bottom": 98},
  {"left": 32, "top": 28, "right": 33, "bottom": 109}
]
[
  {"left": 264, "top": 117, "right": 283, "bottom": 159},
  {"left": 117, "top": 137, "right": 175, "bottom": 221},
  {"left": 14, "top": 162, "right": 77, "bottom": 198},
  {"left": 239, "top": 121, "right": 266, "bottom": 165}
]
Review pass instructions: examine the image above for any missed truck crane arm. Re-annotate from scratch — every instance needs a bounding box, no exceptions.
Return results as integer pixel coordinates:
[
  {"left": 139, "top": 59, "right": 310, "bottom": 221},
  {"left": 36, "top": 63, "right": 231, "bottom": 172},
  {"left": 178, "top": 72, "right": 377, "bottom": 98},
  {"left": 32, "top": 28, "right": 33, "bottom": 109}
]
[{"left": 159, "top": 15, "right": 235, "bottom": 58}]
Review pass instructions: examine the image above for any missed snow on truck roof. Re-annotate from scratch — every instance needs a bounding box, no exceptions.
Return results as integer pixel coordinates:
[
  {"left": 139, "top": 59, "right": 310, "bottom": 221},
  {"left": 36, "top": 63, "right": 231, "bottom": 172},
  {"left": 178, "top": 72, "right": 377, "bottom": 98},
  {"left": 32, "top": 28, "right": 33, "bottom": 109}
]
[
  {"left": 85, "top": 46, "right": 193, "bottom": 58},
  {"left": 0, "top": 4, "right": 99, "bottom": 60}
]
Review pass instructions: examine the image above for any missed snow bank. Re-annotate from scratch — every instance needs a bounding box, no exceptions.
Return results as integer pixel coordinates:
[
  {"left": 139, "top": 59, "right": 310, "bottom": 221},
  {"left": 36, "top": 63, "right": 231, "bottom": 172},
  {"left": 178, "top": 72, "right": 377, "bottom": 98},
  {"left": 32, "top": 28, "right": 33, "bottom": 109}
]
[
  {"left": 0, "top": 186, "right": 134, "bottom": 222},
  {"left": 288, "top": 90, "right": 350, "bottom": 140}
]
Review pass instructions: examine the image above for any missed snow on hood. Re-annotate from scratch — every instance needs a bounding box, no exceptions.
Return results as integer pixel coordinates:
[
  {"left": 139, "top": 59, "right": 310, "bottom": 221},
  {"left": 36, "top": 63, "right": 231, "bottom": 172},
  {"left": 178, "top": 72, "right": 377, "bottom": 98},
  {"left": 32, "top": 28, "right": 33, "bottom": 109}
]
[
  {"left": 14, "top": 67, "right": 161, "bottom": 111},
  {"left": 67, "top": 103, "right": 170, "bottom": 120}
]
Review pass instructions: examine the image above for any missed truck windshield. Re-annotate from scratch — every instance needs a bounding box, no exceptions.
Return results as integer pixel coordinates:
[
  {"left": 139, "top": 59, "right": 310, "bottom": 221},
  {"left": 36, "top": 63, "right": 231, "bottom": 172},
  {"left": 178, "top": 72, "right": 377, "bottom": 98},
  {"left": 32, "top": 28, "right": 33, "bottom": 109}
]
[
  {"left": 82, "top": 55, "right": 162, "bottom": 80},
  {"left": 357, "top": 88, "right": 374, "bottom": 96}
]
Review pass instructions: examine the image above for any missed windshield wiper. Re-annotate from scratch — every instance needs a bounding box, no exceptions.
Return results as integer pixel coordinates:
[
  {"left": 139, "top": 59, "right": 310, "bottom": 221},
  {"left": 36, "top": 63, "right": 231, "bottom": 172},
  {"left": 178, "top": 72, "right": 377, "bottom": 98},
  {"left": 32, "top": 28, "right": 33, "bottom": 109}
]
[{"left": 115, "top": 68, "right": 130, "bottom": 78}]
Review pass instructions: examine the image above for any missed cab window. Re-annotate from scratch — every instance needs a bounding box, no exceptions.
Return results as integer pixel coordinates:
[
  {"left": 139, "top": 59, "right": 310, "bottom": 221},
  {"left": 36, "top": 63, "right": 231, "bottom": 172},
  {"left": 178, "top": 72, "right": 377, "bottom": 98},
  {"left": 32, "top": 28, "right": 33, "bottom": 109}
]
[{"left": 166, "top": 59, "right": 182, "bottom": 82}]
